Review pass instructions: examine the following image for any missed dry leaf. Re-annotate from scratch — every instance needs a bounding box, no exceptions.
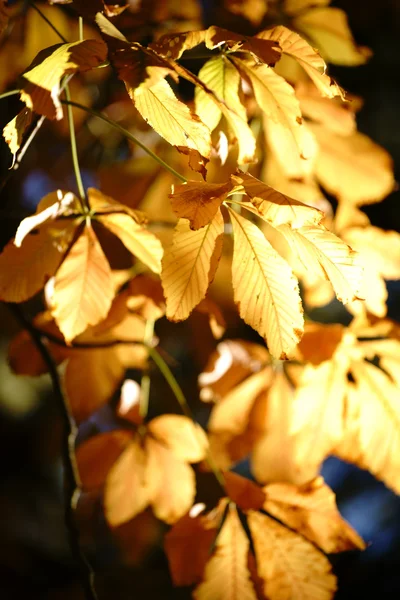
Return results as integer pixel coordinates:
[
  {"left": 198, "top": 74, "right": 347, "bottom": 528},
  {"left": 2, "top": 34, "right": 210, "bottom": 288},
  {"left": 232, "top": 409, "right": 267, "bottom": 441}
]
[
  {"left": 205, "top": 26, "right": 281, "bottom": 66},
  {"left": 228, "top": 208, "right": 304, "bottom": 359},
  {"left": 223, "top": 472, "right": 266, "bottom": 511},
  {"left": 169, "top": 180, "right": 233, "bottom": 230},
  {"left": 248, "top": 510, "right": 337, "bottom": 599},
  {"left": 162, "top": 210, "right": 224, "bottom": 321},
  {"left": 194, "top": 504, "right": 257, "bottom": 600},
  {"left": 3, "top": 108, "right": 32, "bottom": 157},
  {"left": 20, "top": 39, "right": 107, "bottom": 120}
]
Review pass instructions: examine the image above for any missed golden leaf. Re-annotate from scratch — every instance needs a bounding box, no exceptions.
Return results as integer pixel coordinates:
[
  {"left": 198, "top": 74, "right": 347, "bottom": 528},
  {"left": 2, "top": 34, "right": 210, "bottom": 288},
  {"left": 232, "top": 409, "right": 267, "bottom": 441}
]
[
  {"left": 293, "top": 7, "right": 371, "bottom": 66},
  {"left": 169, "top": 180, "right": 233, "bottom": 230},
  {"left": 195, "top": 56, "right": 256, "bottom": 164},
  {"left": 20, "top": 39, "right": 107, "bottom": 120},
  {"left": 96, "top": 212, "right": 163, "bottom": 273},
  {"left": 233, "top": 171, "right": 323, "bottom": 228},
  {"left": 258, "top": 26, "right": 344, "bottom": 99},
  {"left": 228, "top": 208, "right": 304, "bottom": 359},
  {"left": 132, "top": 77, "right": 211, "bottom": 176},
  {"left": 284, "top": 0, "right": 330, "bottom": 15},
  {"left": 76, "top": 430, "right": 133, "bottom": 490},
  {"left": 278, "top": 224, "right": 363, "bottom": 304},
  {"left": 3, "top": 108, "right": 32, "bottom": 157},
  {"left": 150, "top": 30, "right": 206, "bottom": 60},
  {"left": 310, "top": 123, "right": 394, "bottom": 206},
  {"left": 51, "top": 225, "right": 114, "bottom": 341},
  {"left": 0, "top": 220, "right": 76, "bottom": 303},
  {"left": 145, "top": 437, "right": 196, "bottom": 524},
  {"left": 147, "top": 414, "right": 208, "bottom": 462},
  {"left": 205, "top": 26, "right": 281, "bottom": 66},
  {"left": 263, "top": 477, "right": 365, "bottom": 553},
  {"left": 248, "top": 510, "right": 337, "bottom": 600},
  {"left": 194, "top": 504, "right": 257, "bottom": 600},
  {"left": 233, "top": 57, "right": 316, "bottom": 177},
  {"left": 296, "top": 83, "right": 355, "bottom": 135},
  {"left": 104, "top": 438, "right": 154, "bottom": 527},
  {"left": 162, "top": 210, "right": 224, "bottom": 321}
]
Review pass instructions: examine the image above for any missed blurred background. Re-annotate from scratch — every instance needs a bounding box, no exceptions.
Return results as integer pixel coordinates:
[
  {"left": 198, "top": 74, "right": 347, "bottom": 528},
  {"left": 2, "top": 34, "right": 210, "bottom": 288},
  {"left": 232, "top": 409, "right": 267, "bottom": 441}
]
[{"left": 0, "top": 0, "right": 400, "bottom": 598}]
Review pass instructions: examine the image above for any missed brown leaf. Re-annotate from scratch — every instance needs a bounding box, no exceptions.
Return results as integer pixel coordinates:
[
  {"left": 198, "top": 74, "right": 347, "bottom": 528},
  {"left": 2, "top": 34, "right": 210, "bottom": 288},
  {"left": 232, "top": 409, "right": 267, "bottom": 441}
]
[
  {"left": 263, "top": 477, "right": 365, "bottom": 553},
  {"left": 128, "top": 274, "right": 165, "bottom": 321},
  {"left": 223, "top": 472, "right": 266, "bottom": 511},
  {"left": 248, "top": 510, "right": 337, "bottom": 600},
  {"left": 205, "top": 26, "right": 281, "bottom": 66},
  {"left": 150, "top": 30, "right": 207, "bottom": 60},
  {"left": 195, "top": 297, "right": 226, "bottom": 340},
  {"left": 169, "top": 180, "right": 233, "bottom": 230}
]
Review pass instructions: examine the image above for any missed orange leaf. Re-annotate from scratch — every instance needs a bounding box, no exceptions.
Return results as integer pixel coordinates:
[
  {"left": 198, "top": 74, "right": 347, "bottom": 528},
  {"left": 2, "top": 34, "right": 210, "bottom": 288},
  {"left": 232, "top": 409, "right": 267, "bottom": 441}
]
[
  {"left": 148, "top": 414, "right": 208, "bottom": 463},
  {"left": 169, "top": 180, "right": 233, "bottom": 230}
]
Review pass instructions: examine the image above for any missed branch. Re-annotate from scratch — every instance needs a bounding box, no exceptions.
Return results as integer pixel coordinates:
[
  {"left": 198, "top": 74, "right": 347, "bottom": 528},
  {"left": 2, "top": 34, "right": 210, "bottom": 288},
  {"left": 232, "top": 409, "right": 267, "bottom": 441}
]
[{"left": 7, "top": 304, "right": 98, "bottom": 600}]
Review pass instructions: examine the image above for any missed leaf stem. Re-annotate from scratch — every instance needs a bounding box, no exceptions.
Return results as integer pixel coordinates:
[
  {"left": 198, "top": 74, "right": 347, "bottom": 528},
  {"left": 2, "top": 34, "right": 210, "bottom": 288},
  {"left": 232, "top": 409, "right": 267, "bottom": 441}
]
[
  {"left": 78, "top": 16, "right": 84, "bottom": 41},
  {"left": 64, "top": 86, "right": 87, "bottom": 207},
  {"left": 140, "top": 319, "right": 155, "bottom": 418},
  {"left": 148, "top": 347, "right": 226, "bottom": 489},
  {"left": 60, "top": 99, "right": 188, "bottom": 183},
  {"left": 0, "top": 89, "right": 20, "bottom": 100},
  {"left": 7, "top": 304, "right": 97, "bottom": 600},
  {"left": 29, "top": 1, "right": 68, "bottom": 43}
]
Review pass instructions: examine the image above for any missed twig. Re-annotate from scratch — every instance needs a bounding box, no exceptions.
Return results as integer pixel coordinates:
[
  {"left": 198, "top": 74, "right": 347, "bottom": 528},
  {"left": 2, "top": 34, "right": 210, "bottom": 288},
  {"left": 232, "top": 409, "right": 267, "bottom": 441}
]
[
  {"left": 29, "top": 1, "right": 68, "bottom": 43},
  {"left": 60, "top": 99, "right": 188, "bottom": 183},
  {"left": 7, "top": 304, "right": 98, "bottom": 600},
  {"left": 34, "top": 328, "right": 145, "bottom": 349},
  {"left": 0, "top": 89, "right": 20, "bottom": 100},
  {"left": 139, "top": 319, "right": 155, "bottom": 418}
]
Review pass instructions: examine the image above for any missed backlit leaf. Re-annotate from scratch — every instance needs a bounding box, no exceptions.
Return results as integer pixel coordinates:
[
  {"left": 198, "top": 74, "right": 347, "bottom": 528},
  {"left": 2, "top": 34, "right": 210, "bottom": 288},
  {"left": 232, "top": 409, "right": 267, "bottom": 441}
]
[
  {"left": 20, "top": 39, "right": 107, "bottom": 120},
  {"left": 205, "top": 26, "right": 281, "bottom": 66},
  {"left": 3, "top": 108, "right": 32, "bottom": 157},
  {"left": 248, "top": 510, "right": 337, "bottom": 600},
  {"left": 51, "top": 225, "right": 114, "bottom": 341},
  {"left": 147, "top": 414, "right": 208, "bottom": 463},
  {"left": 151, "top": 30, "right": 206, "bottom": 60},
  {"left": 278, "top": 224, "right": 363, "bottom": 304},
  {"left": 258, "top": 26, "right": 344, "bottom": 99},
  {"left": 194, "top": 504, "right": 257, "bottom": 600},
  {"left": 263, "top": 477, "right": 365, "bottom": 553},
  {"left": 169, "top": 180, "right": 233, "bottom": 230},
  {"left": 229, "top": 209, "right": 304, "bottom": 359},
  {"left": 162, "top": 210, "right": 224, "bottom": 321},
  {"left": 96, "top": 212, "right": 163, "bottom": 273}
]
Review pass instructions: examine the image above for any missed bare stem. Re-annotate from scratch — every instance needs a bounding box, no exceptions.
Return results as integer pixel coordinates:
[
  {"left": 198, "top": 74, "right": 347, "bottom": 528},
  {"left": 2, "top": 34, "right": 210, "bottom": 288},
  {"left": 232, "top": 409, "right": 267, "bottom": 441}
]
[
  {"left": 78, "top": 16, "right": 84, "bottom": 41},
  {"left": 64, "top": 86, "right": 87, "bottom": 206},
  {"left": 140, "top": 319, "right": 155, "bottom": 418},
  {"left": 148, "top": 347, "right": 226, "bottom": 489},
  {"left": 0, "top": 89, "right": 20, "bottom": 100},
  {"left": 7, "top": 304, "right": 97, "bottom": 600},
  {"left": 60, "top": 99, "right": 188, "bottom": 183}
]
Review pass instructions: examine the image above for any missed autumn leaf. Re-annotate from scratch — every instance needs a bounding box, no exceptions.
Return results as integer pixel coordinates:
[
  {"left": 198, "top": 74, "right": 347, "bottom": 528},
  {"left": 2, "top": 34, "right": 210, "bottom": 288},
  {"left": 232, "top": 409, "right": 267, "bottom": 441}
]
[
  {"left": 228, "top": 208, "right": 304, "bottom": 359},
  {"left": 296, "top": 82, "right": 355, "bottom": 135},
  {"left": 194, "top": 504, "right": 257, "bottom": 600},
  {"left": 0, "top": 220, "right": 77, "bottom": 303},
  {"left": 195, "top": 55, "right": 256, "bottom": 164},
  {"left": 232, "top": 57, "right": 316, "bottom": 177},
  {"left": 104, "top": 415, "right": 208, "bottom": 526},
  {"left": 232, "top": 171, "right": 323, "bottom": 228},
  {"left": 263, "top": 477, "right": 365, "bottom": 553},
  {"left": 248, "top": 510, "right": 337, "bottom": 600},
  {"left": 258, "top": 26, "right": 344, "bottom": 99},
  {"left": 150, "top": 30, "right": 207, "bottom": 60},
  {"left": 162, "top": 210, "right": 224, "bottom": 321},
  {"left": 205, "top": 26, "right": 281, "bottom": 66},
  {"left": 309, "top": 123, "right": 394, "bottom": 206},
  {"left": 278, "top": 224, "right": 363, "bottom": 304},
  {"left": 292, "top": 6, "right": 371, "bottom": 66},
  {"left": 20, "top": 39, "right": 107, "bottom": 120},
  {"left": 51, "top": 225, "right": 114, "bottom": 341},
  {"left": 3, "top": 108, "right": 32, "bottom": 158},
  {"left": 96, "top": 212, "right": 163, "bottom": 273},
  {"left": 224, "top": 0, "right": 269, "bottom": 26},
  {"left": 169, "top": 180, "right": 234, "bottom": 229}
]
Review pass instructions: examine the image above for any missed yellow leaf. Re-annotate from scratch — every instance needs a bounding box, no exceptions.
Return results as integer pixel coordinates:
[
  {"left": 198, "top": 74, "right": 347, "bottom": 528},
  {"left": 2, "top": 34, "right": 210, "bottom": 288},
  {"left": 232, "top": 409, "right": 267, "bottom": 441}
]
[
  {"left": 3, "top": 108, "right": 32, "bottom": 157},
  {"left": 194, "top": 504, "right": 257, "bottom": 600},
  {"left": 104, "top": 438, "right": 153, "bottom": 526},
  {"left": 0, "top": 220, "right": 76, "bottom": 303},
  {"left": 195, "top": 56, "right": 256, "bottom": 164},
  {"left": 233, "top": 171, "right": 323, "bottom": 228},
  {"left": 132, "top": 77, "right": 211, "bottom": 176},
  {"left": 162, "top": 210, "right": 224, "bottom": 321},
  {"left": 228, "top": 208, "right": 304, "bottom": 360},
  {"left": 96, "top": 212, "right": 163, "bottom": 274},
  {"left": 263, "top": 477, "right": 365, "bottom": 553},
  {"left": 145, "top": 437, "right": 196, "bottom": 524},
  {"left": 147, "top": 414, "right": 208, "bottom": 462},
  {"left": 284, "top": 0, "right": 330, "bottom": 16},
  {"left": 20, "top": 39, "right": 107, "bottom": 120},
  {"left": 310, "top": 123, "right": 394, "bottom": 206},
  {"left": 248, "top": 510, "right": 337, "bottom": 600},
  {"left": 336, "top": 360, "right": 400, "bottom": 495},
  {"left": 233, "top": 57, "right": 316, "bottom": 177},
  {"left": 150, "top": 30, "right": 206, "bottom": 60},
  {"left": 88, "top": 187, "right": 146, "bottom": 220},
  {"left": 169, "top": 180, "right": 233, "bottom": 230},
  {"left": 51, "top": 225, "right": 114, "bottom": 341},
  {"left": 258, "top": 26, "right": 344, "bottom": 99},
  {"left": 296, "top": 83, "right": 355, "bottom": 135},
  {"left": 293, "top": 7, "right": 372, "bottom": 66},
  {"left": 278, "top": 224, "right": 363, "bottom": 304}
]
